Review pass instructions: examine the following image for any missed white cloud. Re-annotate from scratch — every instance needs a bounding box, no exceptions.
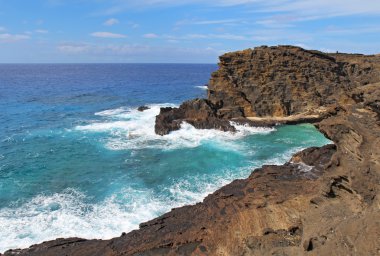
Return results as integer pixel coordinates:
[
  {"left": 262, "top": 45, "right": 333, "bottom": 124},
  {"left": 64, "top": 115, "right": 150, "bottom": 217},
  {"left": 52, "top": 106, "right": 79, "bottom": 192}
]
[
  {"left": 324, "top": 25, "right": 380, "bottom": 35},
  {"left": 0, "top": 27, "right": 6, "bottom": 32},
  {"left": 57, "top": 43, "right": 91, "bottom": 53},
  {"left": 90, "top": 31, "right": 127, "bottom": 38},
  {"left": 35, "top": 29, "right": 49, "bottom": 34},
  {"left": 143, "top": 33, "right": 158, "bottom": 38},
  {"left": 0, "top": 33, "right": 30, "bottom": 42},
  {"left": 57, "top": 41, "right": 221, "bottom": 62},
  {"left": 255, "top": 18, "right": 294, "bottom": 28},
  {"left": 164, "top": 33, "right": 249, "bottom": 41},
  {"left": 102, "top": 0, "right": 380, "bottom": 19},
  {"left": 246, "top": 29, "right": 312, "bottom": 42},
  {"left": 104, "top": 18, "right": 119, "bottom": 26},
  {"left": 267, "top": 0, "right": 380, "bottom": 17},
  {"left": 129, "top": 22, "right": 139, "bottom": 29},
  {"left": 177, "top": 18, "right": 242, "bottom": 26}
]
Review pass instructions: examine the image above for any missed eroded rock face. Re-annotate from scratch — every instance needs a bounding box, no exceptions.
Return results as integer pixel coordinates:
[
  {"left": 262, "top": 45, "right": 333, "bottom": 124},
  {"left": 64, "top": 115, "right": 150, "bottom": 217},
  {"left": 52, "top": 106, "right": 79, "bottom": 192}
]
[
  {"left": 4, "top": 47, "right": 380, "bottom": 256},
  {"left": 154, "top": 98, "right": 235, "bottom": 135},
  {"left": 208, "top": 46, "right": 380, "bottom": 118},
  {"left": 6, "top": 83, "right": 380, "bottom": 256},
  {"left": 155, "top": 46, "right": 380, "bottom": 135}
]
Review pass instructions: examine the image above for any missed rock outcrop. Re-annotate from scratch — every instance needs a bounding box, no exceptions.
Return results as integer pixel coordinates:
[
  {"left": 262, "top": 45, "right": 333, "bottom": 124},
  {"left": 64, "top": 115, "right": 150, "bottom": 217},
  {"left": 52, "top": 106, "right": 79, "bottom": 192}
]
[
  {"left": 155, "top": 46, "right": 380, "bottom": 135},
  {"left": 3, "top": 46, "right": 380, "bottom": 256},
  {"left": 208, "top": 46, "right": 379, "bottom": 118},
  {"left": 137, "top": 106, "right": 150, "bottom": 112},
  {"left": 154, "top": 99, "right": 236, "bottom": 135}
]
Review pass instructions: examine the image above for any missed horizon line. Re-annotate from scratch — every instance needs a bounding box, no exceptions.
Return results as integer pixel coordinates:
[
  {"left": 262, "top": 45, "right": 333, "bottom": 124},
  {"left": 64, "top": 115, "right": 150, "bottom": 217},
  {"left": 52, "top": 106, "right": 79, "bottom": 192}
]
[{"left": 0, "top": 62, "right": 218, "bottom": 65}]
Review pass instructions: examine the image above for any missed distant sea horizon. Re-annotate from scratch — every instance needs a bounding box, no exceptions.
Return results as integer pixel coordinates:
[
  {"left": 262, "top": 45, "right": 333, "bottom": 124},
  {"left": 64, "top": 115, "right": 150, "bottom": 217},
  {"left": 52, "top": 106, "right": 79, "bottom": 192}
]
[
  {"left": 0, "top": 62, "right": 218, "bottom": 65},
  {"left": 0, "top": 63, "right": 330, "bottom": 252}
]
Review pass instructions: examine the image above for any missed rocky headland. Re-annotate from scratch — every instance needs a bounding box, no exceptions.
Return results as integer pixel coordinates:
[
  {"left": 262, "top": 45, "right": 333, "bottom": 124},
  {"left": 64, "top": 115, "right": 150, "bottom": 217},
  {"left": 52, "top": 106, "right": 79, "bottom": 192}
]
[
  {"left": 3, "top": 46, "right": 380, "bottom": 256},
  {"left": 155, "top": 46, "right": 379, "bottom": 135}
]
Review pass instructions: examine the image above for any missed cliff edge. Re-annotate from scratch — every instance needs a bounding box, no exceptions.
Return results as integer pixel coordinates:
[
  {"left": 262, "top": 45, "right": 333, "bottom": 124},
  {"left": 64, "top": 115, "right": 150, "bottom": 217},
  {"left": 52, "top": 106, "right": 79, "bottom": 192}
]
[
  {"left": 155, "top": 46, "right": 380, "bottom": 135},
  {"left": 3, "top": 46, "right": 380, "bottom": 256}
]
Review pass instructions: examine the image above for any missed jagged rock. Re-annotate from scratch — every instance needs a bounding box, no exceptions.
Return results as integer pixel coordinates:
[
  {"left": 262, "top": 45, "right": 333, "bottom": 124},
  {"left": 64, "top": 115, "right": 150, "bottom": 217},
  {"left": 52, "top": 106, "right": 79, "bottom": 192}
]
[
  {"left": 208, "top": 45, "right": 380, "bottom": 118},
  {"left": 6, "top": 46, "right": 380, "bottom": 256},
  {"left": 154, "top": 98, "right": 235, "bottom": 135},
  {"left": 137, "top": 105, "right": 150, "bottom": 112},
  {"left": 352, "top": 82, "right": 380, "bottom": 118},
  {"left": 155, "top": 46, "right": 380, "bottom": 135}
]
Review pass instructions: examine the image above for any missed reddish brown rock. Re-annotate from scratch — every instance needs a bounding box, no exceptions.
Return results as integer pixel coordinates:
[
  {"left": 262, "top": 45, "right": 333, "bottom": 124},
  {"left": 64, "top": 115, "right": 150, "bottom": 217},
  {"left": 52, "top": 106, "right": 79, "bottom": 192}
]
[
  {"left": 208, "top": 46, "right": 380, "bottom": 118},
  {"left": 4, "top": 47, "right": 380, "bottom": 256},
  {"left": 154, "top": 98, "right": 235, "bottom": 135},
  {"left": 155, "top": 46, "right": 380, "bottom": 135},
  {"left": 137, "top": 106, "right": 150, "bottom": 112}
]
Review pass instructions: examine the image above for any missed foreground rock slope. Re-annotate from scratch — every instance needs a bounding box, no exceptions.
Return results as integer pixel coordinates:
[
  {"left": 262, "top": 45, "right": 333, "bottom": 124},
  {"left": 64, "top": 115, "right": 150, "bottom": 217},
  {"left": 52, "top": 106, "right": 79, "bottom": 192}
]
[{"left": 3, "top": 46, "right": 380, "bottom": 256}]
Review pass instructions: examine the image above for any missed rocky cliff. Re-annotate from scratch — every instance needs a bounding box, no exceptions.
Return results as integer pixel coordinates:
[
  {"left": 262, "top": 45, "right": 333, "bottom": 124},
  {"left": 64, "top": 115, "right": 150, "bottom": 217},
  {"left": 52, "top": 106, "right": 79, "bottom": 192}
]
[
  {"left": 208, "top": 46, "right": 379, "bottom": 118},
  {"left": 3, "top": 47, "right": 380, "bottom": 256},
  {"left": 155, "top": 46, "right": 380, "bottom": 135}
]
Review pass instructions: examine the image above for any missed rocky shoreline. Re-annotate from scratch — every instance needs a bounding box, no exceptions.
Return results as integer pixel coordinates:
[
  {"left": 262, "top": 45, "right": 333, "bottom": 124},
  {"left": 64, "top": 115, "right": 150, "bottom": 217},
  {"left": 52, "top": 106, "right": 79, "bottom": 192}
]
[
  {"left": 3, "top": 46, "right": 380, "bottom": 255},
  {"left": 154, "top": 46, "right": 379, "bottom": 136}
]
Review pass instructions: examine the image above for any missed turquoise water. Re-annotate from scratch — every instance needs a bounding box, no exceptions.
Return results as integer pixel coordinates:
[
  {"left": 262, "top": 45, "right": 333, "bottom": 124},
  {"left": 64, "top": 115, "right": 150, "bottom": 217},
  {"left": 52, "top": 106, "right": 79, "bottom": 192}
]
[{"left": 0, "top": 64, "right": 330, "bottom": 252}]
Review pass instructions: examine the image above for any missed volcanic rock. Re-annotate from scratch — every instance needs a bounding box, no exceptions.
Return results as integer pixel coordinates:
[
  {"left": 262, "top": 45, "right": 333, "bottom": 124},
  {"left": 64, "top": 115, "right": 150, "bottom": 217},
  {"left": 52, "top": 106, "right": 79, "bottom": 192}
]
[
  {"left": 208, "top": 46, "right": 380, "bottom": 118},
  {"left": 155, "top": 45, "right": 380, "bottom": 135},
  {"left": 4, "top": 46, "right": 380, "bottom": 256},
  {"left": 154, "top": 98, "right": 235, "bottom": 135},
  {"left": 137, "top": 106, "right": 150, "bottom": 112}
]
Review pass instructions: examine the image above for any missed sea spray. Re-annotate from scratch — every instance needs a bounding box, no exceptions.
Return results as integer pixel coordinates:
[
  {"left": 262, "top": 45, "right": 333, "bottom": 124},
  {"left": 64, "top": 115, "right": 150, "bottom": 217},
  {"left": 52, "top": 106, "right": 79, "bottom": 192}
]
[
  {"left": 75, "top": 104, "right": 275, "bottom": 150},
  {"left": 0, "top": 64, "right": 331, "bottom": 253}
]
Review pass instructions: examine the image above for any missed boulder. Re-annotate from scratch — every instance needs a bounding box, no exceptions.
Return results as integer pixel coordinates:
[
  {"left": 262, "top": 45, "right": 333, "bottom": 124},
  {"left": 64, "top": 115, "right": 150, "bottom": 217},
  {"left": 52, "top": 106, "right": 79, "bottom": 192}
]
[{"left": 137, "top": 105, "right": 150, "bottom": 112}]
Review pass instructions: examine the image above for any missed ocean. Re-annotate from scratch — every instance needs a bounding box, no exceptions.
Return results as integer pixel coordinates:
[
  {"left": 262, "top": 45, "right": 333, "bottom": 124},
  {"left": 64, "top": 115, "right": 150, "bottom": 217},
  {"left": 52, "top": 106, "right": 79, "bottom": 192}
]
[{"left": 0, "top": 64, "right": 331, "bottom": 252}]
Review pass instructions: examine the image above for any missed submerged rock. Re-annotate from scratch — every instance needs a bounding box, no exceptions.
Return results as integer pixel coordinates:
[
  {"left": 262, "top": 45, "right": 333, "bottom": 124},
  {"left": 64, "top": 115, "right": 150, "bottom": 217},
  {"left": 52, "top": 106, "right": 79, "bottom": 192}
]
[{"left": 137, "top": 105, "right": 150, "bottom": 112}]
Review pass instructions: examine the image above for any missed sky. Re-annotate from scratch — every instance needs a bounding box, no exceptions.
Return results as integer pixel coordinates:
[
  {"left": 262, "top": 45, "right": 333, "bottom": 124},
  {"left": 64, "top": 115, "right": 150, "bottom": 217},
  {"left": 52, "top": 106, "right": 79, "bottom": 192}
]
[{"left": 0, "top": 0, "right": 379, "bottom": 63}]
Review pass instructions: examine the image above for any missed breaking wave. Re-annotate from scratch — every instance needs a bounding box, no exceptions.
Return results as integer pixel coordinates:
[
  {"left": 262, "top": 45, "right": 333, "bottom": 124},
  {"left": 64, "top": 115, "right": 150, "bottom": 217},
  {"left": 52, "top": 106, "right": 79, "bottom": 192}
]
[
  {"left": 74, "top": 104, "right": 275, "bottom": 150},
  {"left": 0, "top": 169, "right": 248, "bottom": 252},
  {"left": 195, "top": 85, "right": 208, "bottom": 90}
]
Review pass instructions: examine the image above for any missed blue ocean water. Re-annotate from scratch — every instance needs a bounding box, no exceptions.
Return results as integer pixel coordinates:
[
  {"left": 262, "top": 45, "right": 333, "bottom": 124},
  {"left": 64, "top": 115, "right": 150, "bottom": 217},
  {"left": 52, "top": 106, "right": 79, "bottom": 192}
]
[{"left": 0, "top": 64, "right": 330, "bottom": 252}]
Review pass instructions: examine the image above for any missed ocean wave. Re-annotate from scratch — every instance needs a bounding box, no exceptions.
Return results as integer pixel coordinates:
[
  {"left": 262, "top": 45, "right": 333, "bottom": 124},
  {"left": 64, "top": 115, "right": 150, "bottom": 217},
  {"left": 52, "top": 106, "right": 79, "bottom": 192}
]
[
  {"left": 74, "top": 104, "right": 275, "bottom": 150},
  {"left": 95, "top": 107, "right": 128, "bottom": 117},
  {"left": 0, "top": 169, "right": 246, "bottom": 253},
  {"left": 194, "top": 85, "right": 208, "bottom": 90},
  {"left": 0, "top": 188, "right": 164, "bottom": 253}
]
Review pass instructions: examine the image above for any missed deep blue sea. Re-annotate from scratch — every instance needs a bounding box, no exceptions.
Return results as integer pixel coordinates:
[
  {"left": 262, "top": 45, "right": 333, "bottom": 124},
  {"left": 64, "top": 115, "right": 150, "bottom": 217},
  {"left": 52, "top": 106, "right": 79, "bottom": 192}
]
[{"left": 0, "top": 64, "right": 330, "bottom": 252}]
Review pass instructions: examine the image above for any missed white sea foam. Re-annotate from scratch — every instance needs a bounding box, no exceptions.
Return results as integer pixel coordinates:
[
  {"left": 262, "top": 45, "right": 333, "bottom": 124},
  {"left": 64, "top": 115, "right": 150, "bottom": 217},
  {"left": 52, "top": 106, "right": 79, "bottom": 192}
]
[
  {"left": 74, "top": 104, "right": 275, "bottom": 150},
  {"left": 0, "top": 145, "right": 309, "bottom": 253},
  {"left": 0, "top": 113, "right": 313, "bottom": 253},
  {"left": 0, "top": 171, "right": 244, "bottom": 253},
  {"left": 0, "top": 188, "right": 164, "bottom": 253},
  {"left": 195, "top": 85, "right": 208, "bottom": 90},
  {"left": 75, "top": 121, "right": 131, "bottom": 132},
  {"left": 0, "top": 104, "right": 289, "bottom": 254},
  {"left": 95, "top": 107, "right": 127, "bottom": 117}
]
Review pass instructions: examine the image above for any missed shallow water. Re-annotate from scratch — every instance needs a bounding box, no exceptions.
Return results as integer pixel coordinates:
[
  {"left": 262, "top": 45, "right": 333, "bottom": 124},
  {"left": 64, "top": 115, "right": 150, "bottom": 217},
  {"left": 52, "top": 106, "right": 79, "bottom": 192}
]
[{"left": 0, "top": 64, "right": 331, "bottom": 252}]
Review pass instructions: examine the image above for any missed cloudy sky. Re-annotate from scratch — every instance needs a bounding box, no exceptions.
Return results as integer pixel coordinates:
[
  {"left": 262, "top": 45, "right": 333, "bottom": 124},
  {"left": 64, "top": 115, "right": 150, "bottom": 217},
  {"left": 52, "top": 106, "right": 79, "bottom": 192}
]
[{"left": 0, "top": 0, "right": 379, "bottom": 63}]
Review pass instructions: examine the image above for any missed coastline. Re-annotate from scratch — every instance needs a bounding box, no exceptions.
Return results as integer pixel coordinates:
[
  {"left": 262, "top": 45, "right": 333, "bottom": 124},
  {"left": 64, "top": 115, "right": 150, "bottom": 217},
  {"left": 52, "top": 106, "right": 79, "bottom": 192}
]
[{"left": 3, "top": 46, "right": 380, "bottom": 255}]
